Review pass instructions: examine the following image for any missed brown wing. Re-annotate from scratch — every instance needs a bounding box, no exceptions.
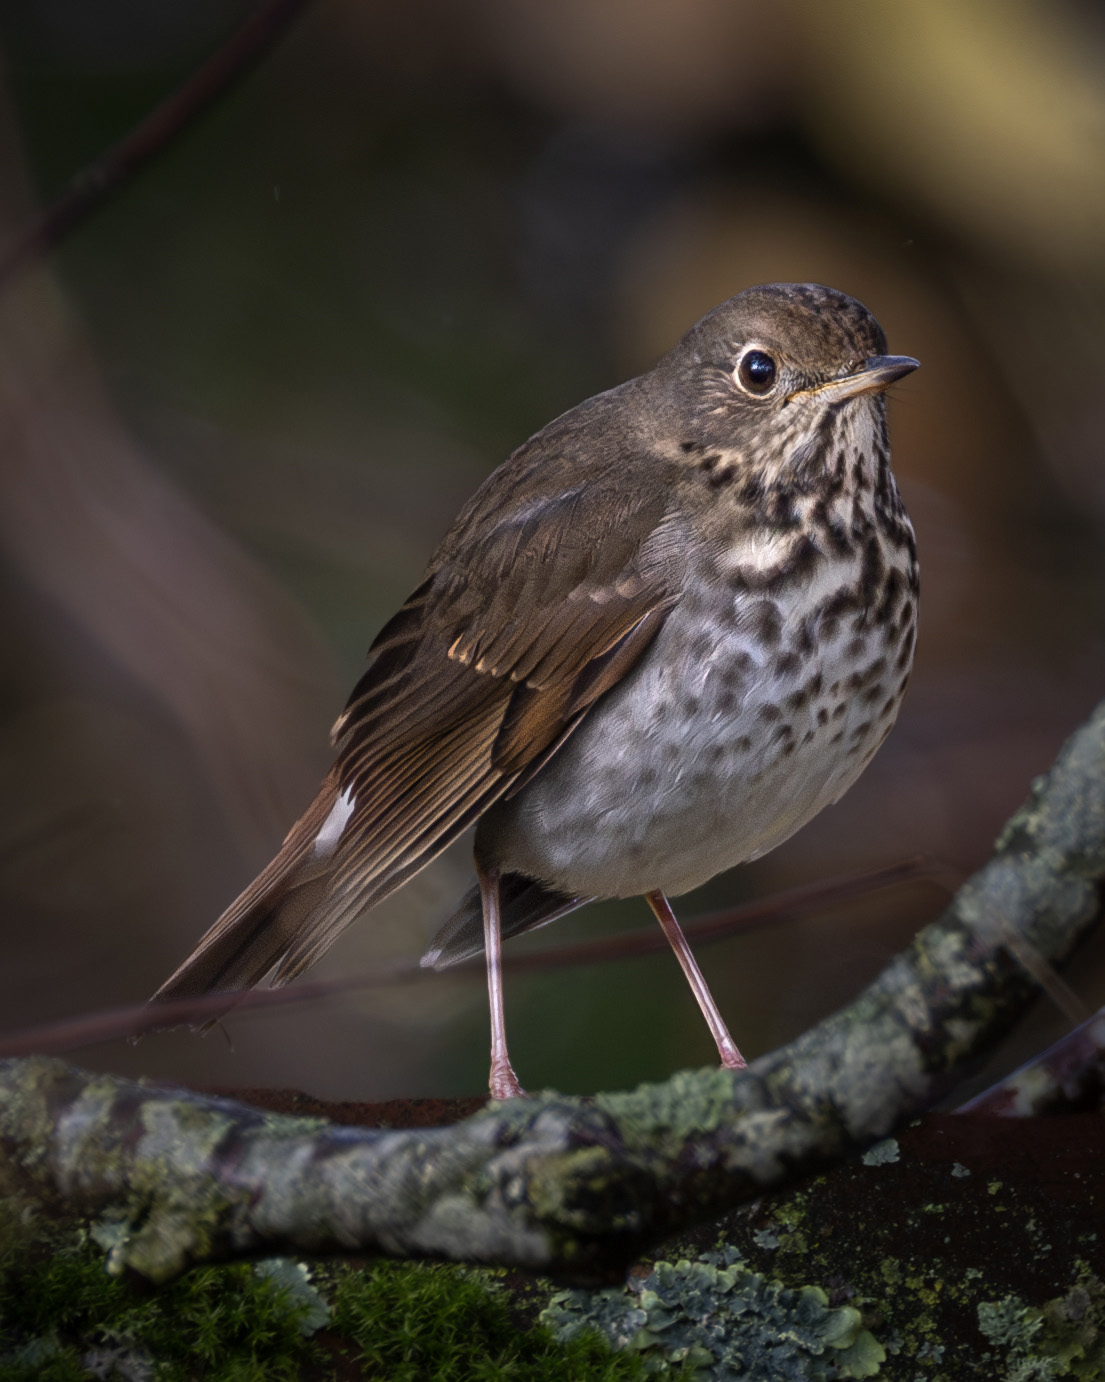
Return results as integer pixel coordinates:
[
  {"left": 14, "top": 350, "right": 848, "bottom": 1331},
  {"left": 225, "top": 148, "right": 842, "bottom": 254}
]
[
  {"left": 268, "top": 477, "right": 680, "bottom": 980},
  {"left": 154, "top": 462, "right": 682, "bottom": 1004}
]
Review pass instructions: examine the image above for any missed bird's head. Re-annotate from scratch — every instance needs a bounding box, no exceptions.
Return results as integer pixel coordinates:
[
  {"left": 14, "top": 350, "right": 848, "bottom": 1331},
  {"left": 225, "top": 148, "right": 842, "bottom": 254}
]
[{"left": 652, "top": 282, "right": 918, "bottom": 492}]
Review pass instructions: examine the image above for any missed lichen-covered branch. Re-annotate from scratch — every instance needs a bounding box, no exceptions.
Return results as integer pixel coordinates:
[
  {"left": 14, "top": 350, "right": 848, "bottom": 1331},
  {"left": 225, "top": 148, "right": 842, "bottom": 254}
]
[{"left": 2, "top": 700, "right": 1105, "bottom": 1284}]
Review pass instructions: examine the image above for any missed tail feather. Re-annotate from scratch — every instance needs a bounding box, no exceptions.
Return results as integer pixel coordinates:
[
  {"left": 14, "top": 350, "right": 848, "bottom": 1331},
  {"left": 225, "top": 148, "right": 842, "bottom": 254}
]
[
  {"left": 421, "top": 872, "right": 587, "bottom": 970},
  {"left": 152, "top": 768, "right": 343, "bottom": 1005}
]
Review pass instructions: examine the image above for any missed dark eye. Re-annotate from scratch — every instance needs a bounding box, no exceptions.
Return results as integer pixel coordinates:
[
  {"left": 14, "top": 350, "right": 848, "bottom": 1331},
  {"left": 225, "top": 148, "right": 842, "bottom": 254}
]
[{"left": 737, "top": 349, "right": 777, "bottom": 395}]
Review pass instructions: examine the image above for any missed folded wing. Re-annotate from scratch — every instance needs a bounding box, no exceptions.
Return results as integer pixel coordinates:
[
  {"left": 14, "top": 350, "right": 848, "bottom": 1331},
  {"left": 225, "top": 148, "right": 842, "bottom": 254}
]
[{"left": 153, "top": 466, "right": 680, "bottom": 1003}]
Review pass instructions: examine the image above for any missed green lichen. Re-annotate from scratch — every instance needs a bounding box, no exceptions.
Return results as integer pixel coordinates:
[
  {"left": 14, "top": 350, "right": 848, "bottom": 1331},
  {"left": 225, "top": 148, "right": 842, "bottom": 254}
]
[
  {"left": 595, "top": 1067, "right": 740, "bottom": 1149},
  {"left": 542, "top": 1246, "right": 884, "bottom": 1379},
  {"left": 978, "top": 1266, "right": 1105, "bottom": 1380}
]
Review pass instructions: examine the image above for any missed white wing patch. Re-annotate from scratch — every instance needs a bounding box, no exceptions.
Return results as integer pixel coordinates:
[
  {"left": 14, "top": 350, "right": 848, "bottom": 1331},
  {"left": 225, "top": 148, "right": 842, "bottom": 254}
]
[{"left": 313, "top": 785, "right": 356, "bottom": 858}]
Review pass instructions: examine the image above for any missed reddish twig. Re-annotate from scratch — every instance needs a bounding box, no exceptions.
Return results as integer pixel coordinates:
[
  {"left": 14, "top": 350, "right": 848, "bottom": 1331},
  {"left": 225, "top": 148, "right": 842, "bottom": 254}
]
[
  {"left": 0, "top": 855, "right": 951, "bottom": 1057},
  {"left": 0, "top": 0, "right": 314, "bottom": 291}
]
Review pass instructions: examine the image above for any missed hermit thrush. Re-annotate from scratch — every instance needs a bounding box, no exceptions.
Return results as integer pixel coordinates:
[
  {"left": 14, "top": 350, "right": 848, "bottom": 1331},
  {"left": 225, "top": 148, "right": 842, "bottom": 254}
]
[{"left": 154, "top": 283, "right": 919, "bottom": 1099}]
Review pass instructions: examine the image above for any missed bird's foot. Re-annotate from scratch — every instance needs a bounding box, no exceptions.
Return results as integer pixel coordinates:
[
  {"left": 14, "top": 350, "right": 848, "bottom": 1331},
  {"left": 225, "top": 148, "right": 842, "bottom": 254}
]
[
  {"left": 489, "top": 1058, "right": 527, "bottom": 1100},
  {"left": 718, "top": 1037, "right": 748, "bottom": 1071}
]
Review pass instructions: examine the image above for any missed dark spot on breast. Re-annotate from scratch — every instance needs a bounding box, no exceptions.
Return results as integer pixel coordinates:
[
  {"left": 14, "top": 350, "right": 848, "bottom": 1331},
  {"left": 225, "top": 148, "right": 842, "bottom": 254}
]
[
  {"left": 830, "top": 730, "right": 844, "bottom": 744},
  {"left": 759, "top": 703, "right": 782, "bottom": 722},
  {"left": 784, "top": 535, "right": 819, "bottom": 583},
  {"left": 862, "top": 683, "right": 886, "bottom": 705},
  {"left": 683, "top": 695, "right": 701, "bottom": 715},
  {"left": 817, "top": 588, "right": 861, "bottom": 642},
  {"left": 639, "top": 767, "right": 658, "bottom": 787},
  {"left": 715, "top": 688, "right": 736, "bottom": 715},
  {"left": 816, "top": 706, "right": 829, "bottom": 725},
  {"left": 845, "top": 636, "right": 867, "bottom": 660},
  {"left": 735, "top": 735, "right": 752, "bottom": 752},
  {"left": 850, "top": 720, "right": 872, "bottom": 740},
  {"left": 700, "top": 453, "right": 721, "bottom": 473},
  {"left": 806, "top": 671, "right": 823, "bottom": 697},
  {"left": 692, "top": 632, "right": 715, "bottom": 659},
  {"left": 860, "top": 536, "right": 885, "bottom": 613},
  {"left": 782, "top": 740, "right": 796, "bottom": 756},
  {"left": 813, "top": 499, "right": 852, "bottom": 555},
  {"left": 821, "top": 589, "right": 860, "bottom": 621},
  {"left": 680, "top": 440, "right": 696, "bottom": 453},
  {"left": 774, "top": 723, "right": 795, "bottom": 743},
  {"left": 896, "top": 644, "right": 913, "bottom": 672},
  {"left": 775, "top": 651, "right": 801, "bottom": 677},
  {"left": 786, "top": 687, "right": 809, "bottom": 712},
  {"left": 748, "top": 603, "right": 783, "bottom": 646},
  {"left": 832, "top": 703, "right": 847, "bottom": 720},
  {"left": 880, "top": 696, "right": 899, "bottom": 716},
  {"left": 860, "top": 656, "right": 887, "bottom": 687},
  {"left": 708, "top": 466, "right": 736, "bottom": 490},
  {"left": 876, "top": 568, "right": 903, "bottom": 622},
  {"left": 792, "top": 618, "right": 815, "bottom": 656},
  {"left": 898, "top": 600, "right": 914, "bottom": 630}
]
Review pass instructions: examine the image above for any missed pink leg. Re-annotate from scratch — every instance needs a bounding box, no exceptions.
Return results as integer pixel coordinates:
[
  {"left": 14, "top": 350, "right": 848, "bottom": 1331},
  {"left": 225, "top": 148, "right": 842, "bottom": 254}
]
[
  {"left": 479, "top": 862, "right": 526, "bottom": 1099},
  {"left": 646, "top": 890, "right": 747, "bottom": 1070}
]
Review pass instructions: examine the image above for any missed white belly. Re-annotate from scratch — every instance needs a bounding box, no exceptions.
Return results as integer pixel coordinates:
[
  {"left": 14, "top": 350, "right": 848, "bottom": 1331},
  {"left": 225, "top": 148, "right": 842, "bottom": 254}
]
[{"left": 478, "top": 560, "right": 913, "bottom": 898}]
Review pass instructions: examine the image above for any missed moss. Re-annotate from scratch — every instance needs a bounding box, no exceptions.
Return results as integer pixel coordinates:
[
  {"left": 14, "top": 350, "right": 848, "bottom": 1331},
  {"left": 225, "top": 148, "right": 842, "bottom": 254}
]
[
  {"left": 0, "top": 1225, "right": 324, "bottom": 1380},
  {"left": 0, "top": 1221, "right": 646, "bottom": 1380},
  {"left": 329, "top": 1260, "right": 646, "bottom": 1380}
]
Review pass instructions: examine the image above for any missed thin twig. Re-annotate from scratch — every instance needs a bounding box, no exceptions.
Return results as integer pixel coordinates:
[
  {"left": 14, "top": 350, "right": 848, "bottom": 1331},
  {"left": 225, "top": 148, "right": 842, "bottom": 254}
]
[
  {"left": 0, "top": 856, "right": 948, "bottom": 1057},
  {"left": 0, "top": 0, "right": 314, "bottom": 291},
  {"left": 957, "top": 1004, "right": 1105, "bottom": 1115}
]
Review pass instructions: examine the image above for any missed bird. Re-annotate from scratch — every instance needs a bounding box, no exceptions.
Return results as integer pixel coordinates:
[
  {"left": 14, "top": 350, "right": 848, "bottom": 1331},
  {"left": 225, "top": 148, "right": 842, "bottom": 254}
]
[{"left": 153, "top": 282, "right": 919, "bottom": 1099}]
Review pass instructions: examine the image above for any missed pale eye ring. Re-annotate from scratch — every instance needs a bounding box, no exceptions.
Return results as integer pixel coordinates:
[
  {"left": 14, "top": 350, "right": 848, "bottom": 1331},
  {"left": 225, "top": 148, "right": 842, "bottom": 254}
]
[{"left": 736, "top": 348, "right": 777, "bottom": 395}]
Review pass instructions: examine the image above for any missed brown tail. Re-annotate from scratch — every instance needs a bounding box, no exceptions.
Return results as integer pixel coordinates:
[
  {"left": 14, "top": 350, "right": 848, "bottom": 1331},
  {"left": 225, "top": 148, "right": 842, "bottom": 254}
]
[{"left": 152, "top": 767, "right": 344, "bottom": 1005}]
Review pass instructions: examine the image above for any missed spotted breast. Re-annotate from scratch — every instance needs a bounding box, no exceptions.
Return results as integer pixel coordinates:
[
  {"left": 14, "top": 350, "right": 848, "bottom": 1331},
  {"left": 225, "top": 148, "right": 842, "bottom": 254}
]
[{"left": 476, "top": 383, "right": 918, "bottom": 899}]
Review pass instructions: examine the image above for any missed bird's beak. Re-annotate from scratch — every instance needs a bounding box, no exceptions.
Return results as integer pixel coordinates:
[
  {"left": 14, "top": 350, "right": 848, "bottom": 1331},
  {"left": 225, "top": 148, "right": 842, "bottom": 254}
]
[{"left": 799, "top": 354, "right": 920, "bottom": 405}]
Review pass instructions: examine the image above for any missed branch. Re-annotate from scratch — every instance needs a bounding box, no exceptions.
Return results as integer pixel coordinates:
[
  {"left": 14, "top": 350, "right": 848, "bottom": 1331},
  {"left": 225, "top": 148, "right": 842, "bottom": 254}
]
[
  {"left": 0, "top": 0, "right": 313, "bottom": 291},
  {"left": 2, "top": 699, "right": 1104, "bottom": 1284}
]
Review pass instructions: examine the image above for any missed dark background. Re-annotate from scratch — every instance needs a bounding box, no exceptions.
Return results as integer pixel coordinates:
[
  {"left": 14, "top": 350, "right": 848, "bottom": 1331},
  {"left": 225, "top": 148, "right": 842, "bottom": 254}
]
[{"left": 1, "top": 0, "right": 1104, "bottom": 1099}]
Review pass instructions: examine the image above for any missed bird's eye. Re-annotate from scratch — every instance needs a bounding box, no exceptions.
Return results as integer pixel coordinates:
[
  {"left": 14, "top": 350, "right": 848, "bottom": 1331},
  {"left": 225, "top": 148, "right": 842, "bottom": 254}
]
[{"left": 736, "top": 349, "right": 777, "bottom": 395}]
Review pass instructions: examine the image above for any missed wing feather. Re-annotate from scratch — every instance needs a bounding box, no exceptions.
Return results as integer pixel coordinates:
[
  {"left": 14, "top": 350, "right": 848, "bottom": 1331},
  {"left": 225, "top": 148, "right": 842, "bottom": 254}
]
[{"left": 154, "top": 442, "right": 683, "bottom": 1002}]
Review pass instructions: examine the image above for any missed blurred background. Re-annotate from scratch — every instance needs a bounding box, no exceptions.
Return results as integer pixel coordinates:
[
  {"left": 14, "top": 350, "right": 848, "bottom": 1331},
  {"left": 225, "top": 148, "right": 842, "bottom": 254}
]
[{"left": 0, "top": 0, "right": 1104, "bottom": 1100}]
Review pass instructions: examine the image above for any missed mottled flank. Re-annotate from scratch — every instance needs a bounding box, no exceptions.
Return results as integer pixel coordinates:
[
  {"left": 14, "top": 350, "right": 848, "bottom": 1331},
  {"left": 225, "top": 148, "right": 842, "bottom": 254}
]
[{"left": 487, "top": 286, "right": 919, "bottom": 898}]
